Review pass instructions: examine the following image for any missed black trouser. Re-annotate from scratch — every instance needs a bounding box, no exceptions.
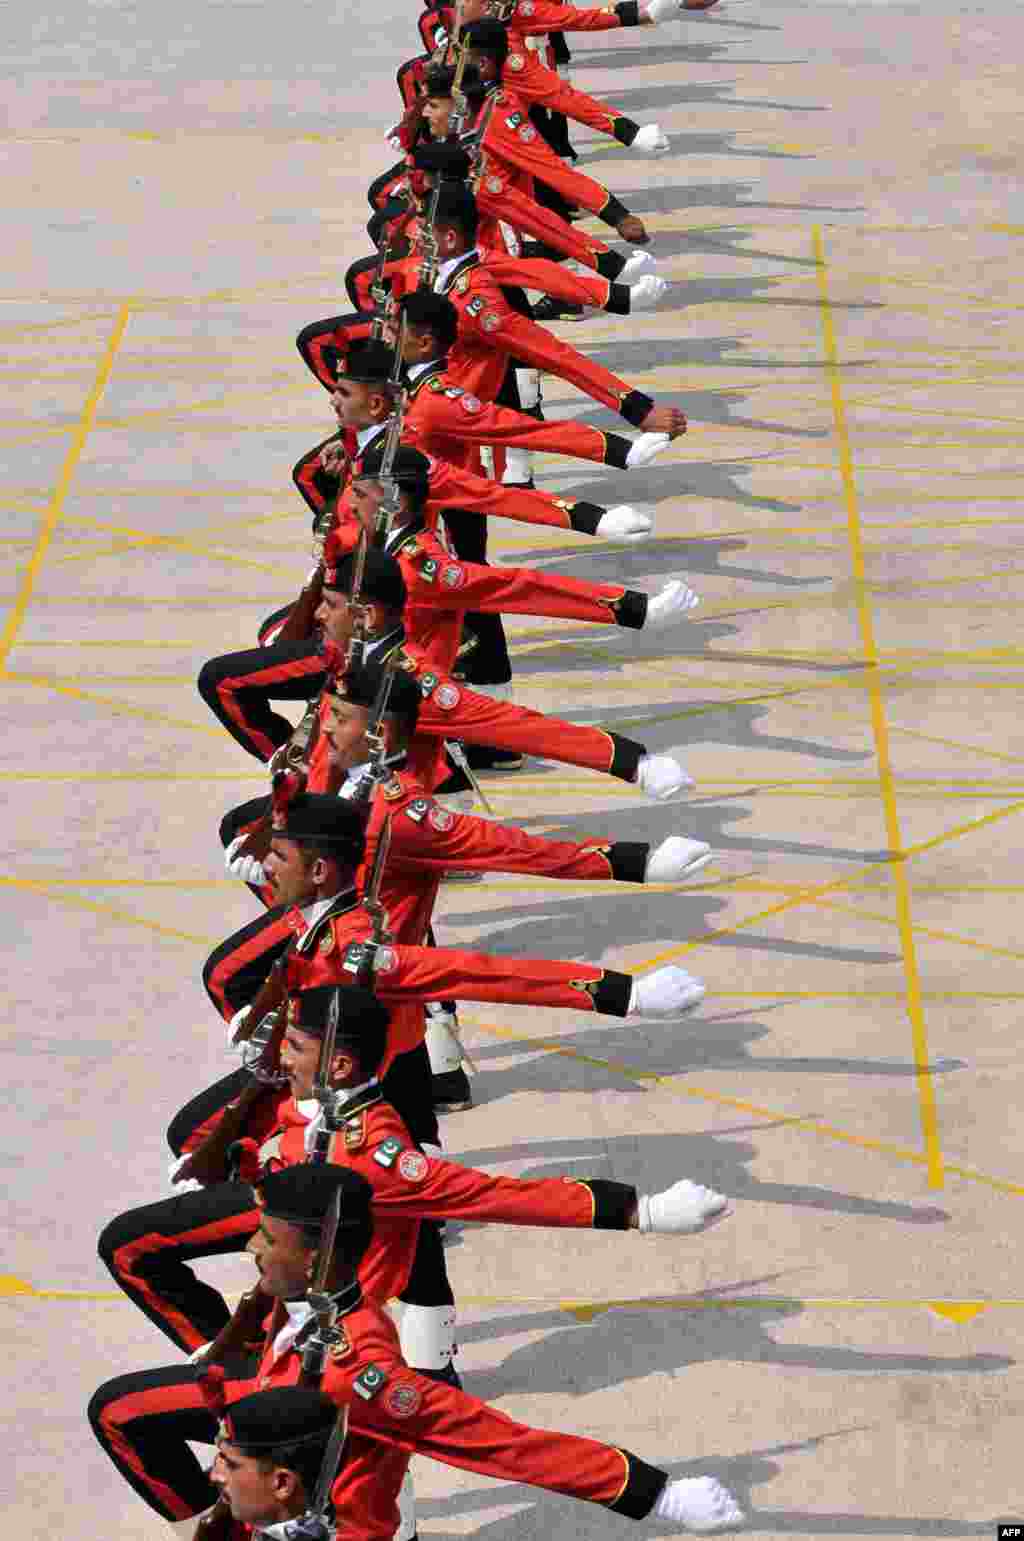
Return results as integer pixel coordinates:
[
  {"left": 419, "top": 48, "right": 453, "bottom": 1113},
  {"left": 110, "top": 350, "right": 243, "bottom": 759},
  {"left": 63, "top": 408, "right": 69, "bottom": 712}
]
[
  {"left": 88, "top": 1356, "right": 257, "bottom": 1519},
  {"left": 197, "top": 639, "right": 325, "bottom": 762}
]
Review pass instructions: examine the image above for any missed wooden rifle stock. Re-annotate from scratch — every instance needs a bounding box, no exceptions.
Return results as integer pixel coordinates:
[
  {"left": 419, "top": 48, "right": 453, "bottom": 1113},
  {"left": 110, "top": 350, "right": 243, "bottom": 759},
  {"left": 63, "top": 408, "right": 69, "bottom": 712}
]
[
  {"left": 191, "top": 1497, "right": 237, "bottom": 1541},
  {"left": 203, "top": 1284, "right": 273, "bottom": 1367},
  {"left": 179, "top": 1080, "right": 272, "bottom": 1188}
]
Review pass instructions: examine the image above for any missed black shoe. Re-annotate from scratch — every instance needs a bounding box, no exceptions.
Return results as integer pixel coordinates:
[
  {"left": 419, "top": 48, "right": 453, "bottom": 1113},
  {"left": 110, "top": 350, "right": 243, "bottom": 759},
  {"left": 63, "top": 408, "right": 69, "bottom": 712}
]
[
  {"left": 432, "top": 1067, "right": 473, "bottom": 1113},
  {"left": 418, "top": 1361, "right": 462, "bottom": 1390},
  {"left": 463, "top": 744, "right": 524, "bottom": 773},
  {"left": 531, "top": 296, "right": 585, "bottom": 323}
]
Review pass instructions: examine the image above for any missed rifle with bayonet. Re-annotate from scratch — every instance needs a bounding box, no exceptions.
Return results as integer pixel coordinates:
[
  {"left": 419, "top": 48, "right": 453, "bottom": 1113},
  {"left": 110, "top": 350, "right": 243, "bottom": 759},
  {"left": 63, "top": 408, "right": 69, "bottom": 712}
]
[
  {"left": 368, "top": 323, "right": 410, "bottom": 549},
  {"left": 299, "top": 1186, "right": 347, "bottom": 1387},
  {"left": 258, "top": 1405, "right": 350, "bottom": 1541},
  {"left": 417, "top": 4, "right": 471, "bottom": 290}
]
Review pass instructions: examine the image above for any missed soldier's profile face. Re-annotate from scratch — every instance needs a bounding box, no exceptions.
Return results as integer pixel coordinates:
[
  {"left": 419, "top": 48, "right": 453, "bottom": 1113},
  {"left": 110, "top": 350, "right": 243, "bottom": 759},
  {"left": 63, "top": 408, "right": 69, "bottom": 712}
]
[
  {"left": 263, "top": 836, "right": 317, "bottom": 907},
  {"left": 279, "top": 1024, "right": 322, "bottom": 1100},
  {"left": 248, "top": 1215, "right": 314, "bottom": 1299},
  {"left": 332, "top": 377, "right": 376, "bottom": 428},
  {"left": 314, "top": 586, "right": 352, "bottom": 646},
  {"left": 423, "top": 94, "right": 453, "bottom": 138},
  {"left": 324, "top": 697, "right": 371, "bottom": 772},
  {"left": 211, "top": 1440, "right": 290, "bottom": 1526},
  {"left": 351, "top": 480, "right": 385, "bottom": 533}
]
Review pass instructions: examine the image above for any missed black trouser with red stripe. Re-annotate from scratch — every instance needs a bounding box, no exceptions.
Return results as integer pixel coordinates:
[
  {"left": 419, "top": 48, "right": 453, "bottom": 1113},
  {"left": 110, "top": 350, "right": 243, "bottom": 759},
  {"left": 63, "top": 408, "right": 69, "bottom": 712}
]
[
  {"left": 99, "top": 1049, "right": 448, "bottom": 1354},
  {"left": 88, "top": 1355, "right": 256, "bottom": 1519},
  {"left": 196, "top": 640, "right": 325, "bottom": 762}
]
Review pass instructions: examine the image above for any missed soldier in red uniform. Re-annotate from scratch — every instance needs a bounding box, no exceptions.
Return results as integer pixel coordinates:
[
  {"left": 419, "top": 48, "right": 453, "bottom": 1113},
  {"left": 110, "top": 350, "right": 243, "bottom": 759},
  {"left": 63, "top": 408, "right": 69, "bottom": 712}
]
[
  {"left": 89, "top": 1165, "right": 745, "bottom": 1535},
  {"left": 207, "top": 1384, "right": 338, "bottom": 1539},
  {"left": 99, "top": 985, "right": 727, "bottom": 1368},
  {"left": 419, "top": 0, "right": 721, "bottom": 56}
]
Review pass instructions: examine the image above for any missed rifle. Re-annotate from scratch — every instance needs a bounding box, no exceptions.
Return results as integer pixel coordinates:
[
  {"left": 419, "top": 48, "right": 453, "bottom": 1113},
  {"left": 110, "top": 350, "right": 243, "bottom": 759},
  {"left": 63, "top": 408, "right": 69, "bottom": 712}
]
[
  {"left": 370, "top": 323, "right": 410, "bottom": 549},
  {"left": 275, "top": 564, "right": 325, "bottom": 648},
  {"left": 197, "top": 1283, "right": 273, "bottom": 1369},
  {"left": 308, "top": 989, "right": 342, "bottom": 1166},
  {"left": 354, "top": 813, "right": 394, "bottom": 989},
  {"left": 192, "top": 1496, "right": 237, "bottom": 1541},
  {"left": 259, "top": 1407, "right": 350, "bottom": 1541},
  {"left": 299, "top": 1186, "right": 346, "bottom": 1387},
  {"left": 416, "top": 6, "right": 471, "bottom": 288}
]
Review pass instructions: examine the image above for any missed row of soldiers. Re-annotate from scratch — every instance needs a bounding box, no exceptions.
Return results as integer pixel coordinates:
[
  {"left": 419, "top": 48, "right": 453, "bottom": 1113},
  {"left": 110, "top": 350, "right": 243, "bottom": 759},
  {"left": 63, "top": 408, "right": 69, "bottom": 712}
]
[{"left": 87, "top": 0, "right": 749, "bottom": 1535}]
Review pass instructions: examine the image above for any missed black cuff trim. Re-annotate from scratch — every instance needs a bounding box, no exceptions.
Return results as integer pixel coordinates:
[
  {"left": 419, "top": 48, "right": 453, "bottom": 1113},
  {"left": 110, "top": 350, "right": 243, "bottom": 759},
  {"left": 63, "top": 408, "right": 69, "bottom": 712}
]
[
  {"left": 605, "top": 282, "right": 631, "bottom": 316},
  {"left": 595, "top": 249, "right": 627, "bottom": 281},
  {"left": 601, "top": 194, "right": 629, "bottom": 229},
  {"left": 582, "top": 1179, "right": 638, "bottom": 1230},
  {"left": 614, "top": 589, "right": 648, "bottom": 630},
  {"left": 608, "top": 732, "right": 644, "bottom": 782},
  {"left": 589, "top": 969, "right": 633, "bottom": 1017},
  {"left": 615, "top": 1, "right": 642, "bottom": 24},
  {"left": 619, "top": 389, "right": 654, "bottom": 428},
  {"left": 612, "top": 117, "right": 640, "bottom": 147},
  {"left": 567, "top": 500, "right": 605, "bottom": 536},
  {"left": 607, "top": 841, "right": 650, "bottom": 884},
  {"left": 603, "top": 433, "right": 632, "bottom": 470},
  {"left": 607, "top": 1452, "right": 668, "bottom": 1519}
]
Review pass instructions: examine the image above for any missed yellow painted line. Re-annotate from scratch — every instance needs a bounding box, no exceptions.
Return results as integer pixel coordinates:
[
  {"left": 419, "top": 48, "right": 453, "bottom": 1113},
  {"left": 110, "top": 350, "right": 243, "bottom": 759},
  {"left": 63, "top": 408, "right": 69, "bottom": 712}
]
[
  {"left": 0, "top": 305, "right": 130, "bottom": 672},
  {"left": 0, "top": 877, "right": 215, "bottom": 945},
  {"left": 465, "top": 1020, "right": 1024, "bottom": 1199},
  {"left": 816, "top": 225, "right": 942, "bottom": 1190},
  {"left": 0, "top": 771, "right": 263, "bottom": 782},
  {"left": 3, "top": 672, "right": 226, "bottom": 737}
]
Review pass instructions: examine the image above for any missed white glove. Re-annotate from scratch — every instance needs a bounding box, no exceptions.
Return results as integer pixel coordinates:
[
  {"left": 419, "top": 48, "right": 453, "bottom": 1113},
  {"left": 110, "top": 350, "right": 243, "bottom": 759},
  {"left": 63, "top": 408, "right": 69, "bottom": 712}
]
[
  {"left": 626, "top": 431, "right": 670, "bottom": 469},
  {"left": 645, "top": 578, "right": 700, "bottom": 627},
  {"left": 654, "top": 1476, "right": 745, "bottom": 1533},
  {"left": 629, "top": 273, "right": 668, "bottom": 311},
  {"left": 636, "top": 754, "right": 694, "bottom": 800},
  {"left": 187, "top": 1343, "right": 213, "bottom": 1365},
  {"left": 645, "top": 835, "right": 711, "bottom": 882},
  {"left": 595, "top": 504, "right": 653, "bottom": 543},
  {"left": 638, "top": 1178, "right": 729, "bottom": 1233},
  {"left": 224, "top": 834, "right": 266, "bottom": 887},
  {"left": 620, "top": 248, "right": 657, "bottom": 282},
  {"left": 167, "top": 1155, "right": 202, "bottom": 1193},
  {"left": 645, "top": 0, "right": 686, "bottom": 20},
  {"left": 228, "top": 1004, "right": 253, "bottom": 1048},
  {"left": 628, "top": 964, "right": 705, "bottom": 1017},
  {"left": 632, "top": 123, "right": 671, "bottom": 157}
]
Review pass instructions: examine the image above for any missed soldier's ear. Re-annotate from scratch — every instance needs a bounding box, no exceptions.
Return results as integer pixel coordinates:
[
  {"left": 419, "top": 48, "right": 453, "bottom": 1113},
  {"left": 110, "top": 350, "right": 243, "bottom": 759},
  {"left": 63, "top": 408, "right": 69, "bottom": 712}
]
[
  {"left": 271, "top": 1467, "right": 301, "bottom": 1503},
  {"left": 331, "top": 1050, "right": 356, "bottom": 1082}
]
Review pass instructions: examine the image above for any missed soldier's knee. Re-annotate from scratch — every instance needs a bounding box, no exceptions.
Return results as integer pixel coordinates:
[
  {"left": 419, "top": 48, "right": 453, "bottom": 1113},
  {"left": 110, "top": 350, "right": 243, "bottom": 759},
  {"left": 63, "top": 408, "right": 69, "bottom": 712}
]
[
  {"left": 97, "top": 1208, "right": 140, "bottom": 1271},
  {"left": 196, "top": 656, "right": 219, "bottom": 705}
]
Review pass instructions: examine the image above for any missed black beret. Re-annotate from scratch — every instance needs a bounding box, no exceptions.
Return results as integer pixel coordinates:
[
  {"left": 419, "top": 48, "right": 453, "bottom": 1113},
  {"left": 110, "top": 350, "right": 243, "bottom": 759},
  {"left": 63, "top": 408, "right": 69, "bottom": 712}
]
[
  {"left": 424, "top": 61, "right": 485, "bottom": 99},
  {"left": 220, "top": 1386, "right": 337, "bottom": 1454},
  {"left": 284, "top": 984, "right": 392, "bottom": 1040},
  {"left": 271, "top": 780, "right": 368, "bottom": 857},
  {"left": 462, "top": 18, "right": 510, "bottom": 59},
  {"left": 413, "top": 141, "right": 472, "bottom": 180},
  {"left": 342, "top": 338, "right": 398, "bottom": 386},
  {"left": 332, "top": 660, "right": 422, "bottom": 723},
  {"left": 432, "top": 182, "right": 479, "bottom": 226},
  {"left": 356, "top": 444, "right": 431, "bottom": 496},
  {"left": 322, "top": 545, "right": 408, "bottom": 610},
  {"left": 256, "top": 1164, "right": 374, "bottom": 1230}
]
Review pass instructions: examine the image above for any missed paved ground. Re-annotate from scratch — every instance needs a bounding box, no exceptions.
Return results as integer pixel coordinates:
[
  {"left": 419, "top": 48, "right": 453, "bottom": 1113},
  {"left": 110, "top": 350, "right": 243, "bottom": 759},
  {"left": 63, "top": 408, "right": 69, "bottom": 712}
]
[{"left": 3, "top": 1, "right": 1024, "bottom": 1536}]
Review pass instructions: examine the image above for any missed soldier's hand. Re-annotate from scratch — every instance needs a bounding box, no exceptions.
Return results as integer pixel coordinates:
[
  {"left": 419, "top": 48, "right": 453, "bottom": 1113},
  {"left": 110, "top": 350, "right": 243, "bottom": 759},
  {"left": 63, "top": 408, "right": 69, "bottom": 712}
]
[
  {"left": 616, "top": 214, "right": 649, "bottom": 244},
  {"left": 319, "top": 441, "right": 347, "bottom": 476},
  {"left": 640, "top": 406, "right": 687, "bottom": 437}
]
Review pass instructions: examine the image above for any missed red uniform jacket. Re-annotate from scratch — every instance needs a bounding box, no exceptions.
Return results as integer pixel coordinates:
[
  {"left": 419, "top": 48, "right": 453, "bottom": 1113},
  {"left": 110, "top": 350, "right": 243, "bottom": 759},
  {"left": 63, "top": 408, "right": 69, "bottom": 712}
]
[
  {"left": 431, "top": 251, "right": 651, "bottom": 422},
  {"left": 501, "top": 39, "right": 637, "bottom": 139},
  {"left": 403, "top": 357, "right": 630, "bottom": 470},
  {"left": 285, "top": 888, "right": 634, "bottom": 1063},
  {"left": 471, "top": 84, "right": 628, "bottom": 224},
  {"left": 325, "top": 509, "right": 642, "bottom": 675},
  {"left": 420, "top": 0, "right": 627, "bottom": 53},
  {"left": 308, "top": 634, "right": 646, "bottom": 794},
  {"left": 247, "top": 1286, "right": 666, "bottom": 1539},
  {"left": 267, "top": 1087, "right": 637, "bottom": 1304}
]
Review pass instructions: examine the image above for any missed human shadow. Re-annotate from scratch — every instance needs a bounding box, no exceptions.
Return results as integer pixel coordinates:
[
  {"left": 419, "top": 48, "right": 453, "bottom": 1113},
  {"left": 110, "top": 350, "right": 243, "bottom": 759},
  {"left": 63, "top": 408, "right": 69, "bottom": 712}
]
[
  {"left": 450, "top": 1293, "right": 1011, "bottom": 1406},
  {"left": 439, "top": 886, "right": 898, "bottom": 964},
  {"left": 533, "top": 456, "right": 807, "bottom": 514},
  {"left": 501, "top": 534, "right": 831, "bottom": 591},
  {"left": 585, "top": 80, "right": 826, "bottom": 115},
  {"left": 622, "top": 178, "right": 865, "bottom": 220},
  {"left": 456, "top": 1129, "right": 958, "bottom": 1224}
]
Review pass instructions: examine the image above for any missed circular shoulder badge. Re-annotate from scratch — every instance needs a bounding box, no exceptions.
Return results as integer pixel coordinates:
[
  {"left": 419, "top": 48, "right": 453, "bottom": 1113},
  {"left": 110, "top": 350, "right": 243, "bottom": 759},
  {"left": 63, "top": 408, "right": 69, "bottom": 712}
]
[
  {"left": 485, "top": 175, "right": 504, "bottom": 194},
  {"left": 507, "top": 54, "right": 525, "bottom": 71},
  {"left": 398, "top": 1150, "right": 429, "bottom": 1183},
  {"left": 428, "top": 805, "right": 455, "bottom": 832},
  {"left": 435, "top": 683, "right": 461, "bottom": 711},
  {"left": 373, "top": 945, "right": 396, "bottom": 974},
  {"left": 460, "top": 394, "right": 482, "bottom": 415},
  {"left": 385, "top": 1381, "right": 423, "bottom": 1418},
  {"left": 481, "top": 312, "right": 501, "bottom": 333}
]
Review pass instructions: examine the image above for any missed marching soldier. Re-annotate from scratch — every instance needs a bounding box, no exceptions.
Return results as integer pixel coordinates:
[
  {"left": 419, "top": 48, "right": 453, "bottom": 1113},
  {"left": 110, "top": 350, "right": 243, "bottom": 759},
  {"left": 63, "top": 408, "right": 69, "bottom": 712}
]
[
  {"left": 89, "top": 1165, "right": 745, "bottom": 1535},
  {"left": 206, "top": 1384, "right": 339, "bottom": 1538},
  {"left": 100, "top": 984, "right": 727, "bottom": 1369}
]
